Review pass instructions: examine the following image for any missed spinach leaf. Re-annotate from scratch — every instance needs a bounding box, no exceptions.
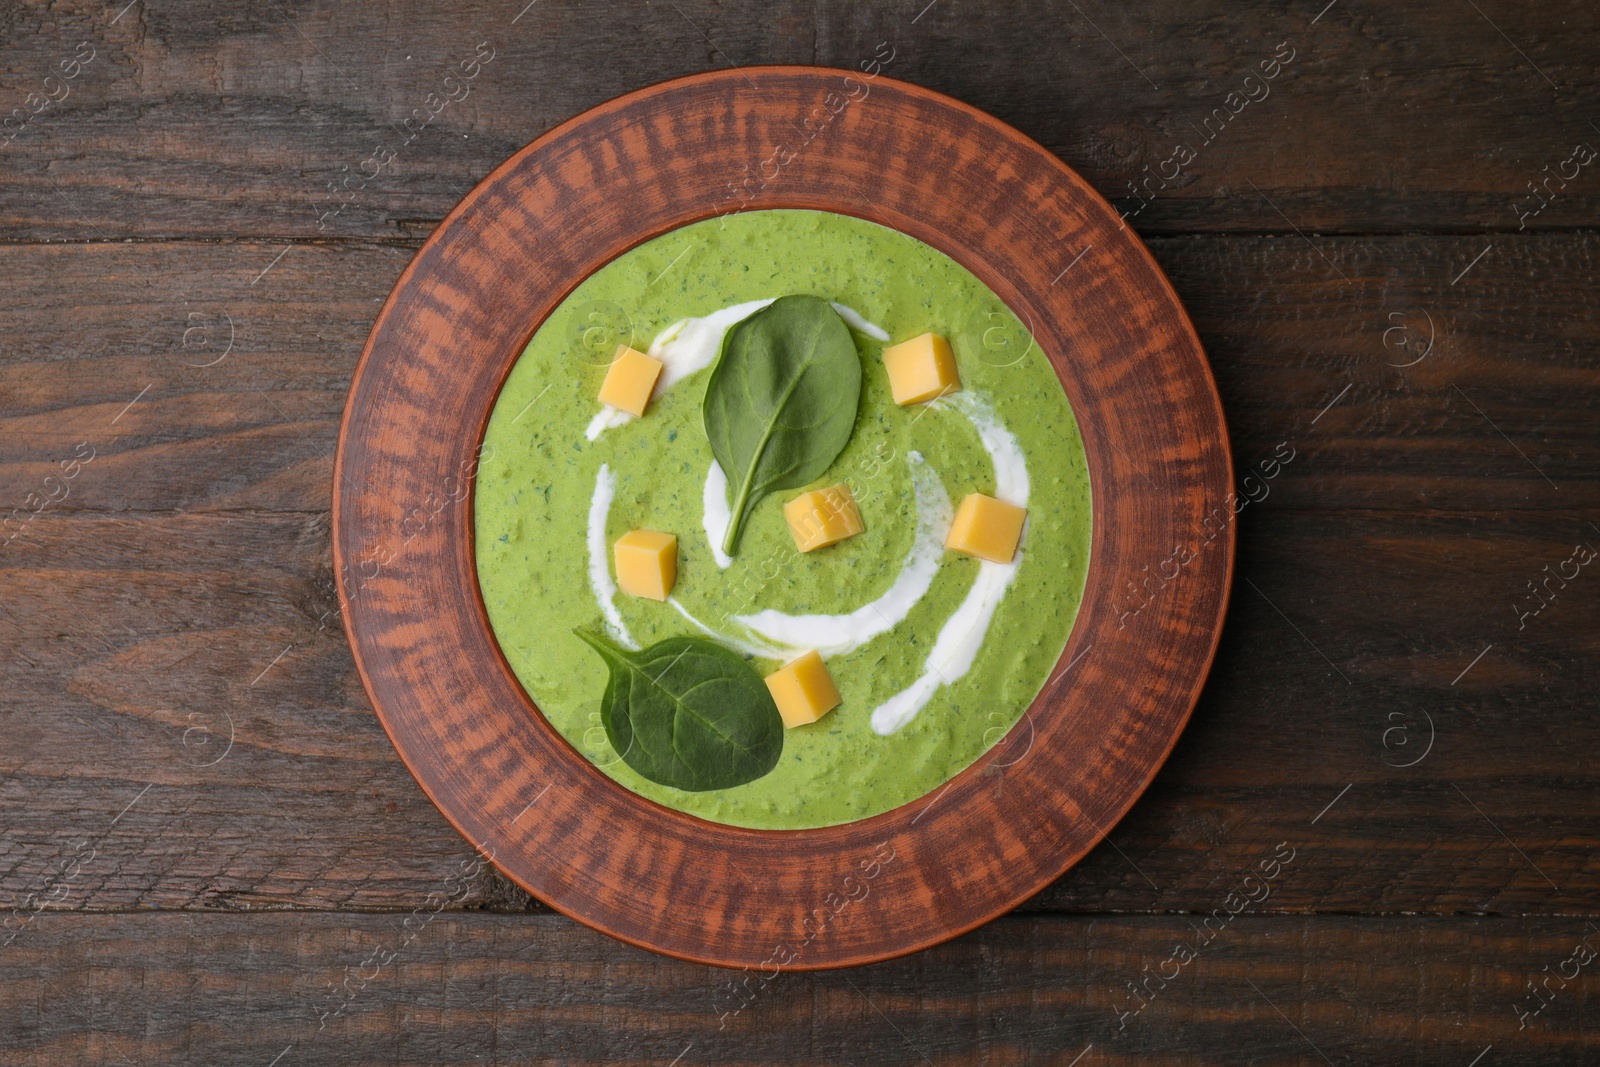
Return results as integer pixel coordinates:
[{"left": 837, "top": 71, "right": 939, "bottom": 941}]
[
  {"left": 572, "top": 628, "right": 784, "bottom": 791},
  {"left": 703, "top": 294, "right": 862, "bottom": 554}
]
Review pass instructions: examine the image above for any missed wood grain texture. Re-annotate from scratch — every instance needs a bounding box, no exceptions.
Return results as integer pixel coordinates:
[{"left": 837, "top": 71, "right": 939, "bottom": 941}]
[
  {"left": 0, "top": 1, "right": 1596, "bottom": 240},
  {"left": 2, "top": 232, "right": 1594, "bottom": 514},
  {"left": 2, "top": 912, "right": 1593, "bottom": 1065},
  {"left": 0, "top": 235, "right": 1593, "bottom": 917},
  {"left": 332, "top": 67, "right": 1233, "bottom": 968},
  {"left": 2, "top": 0, "right": 1597, "bottom": 1048},
  {"left": 1, "top": 509, "right": 1593, "bottom": 917}
]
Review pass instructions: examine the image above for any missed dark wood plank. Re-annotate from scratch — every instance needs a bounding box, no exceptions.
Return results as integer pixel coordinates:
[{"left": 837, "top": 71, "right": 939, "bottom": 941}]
[
  {"left": 1, "top": 0, "right": 1589, "bottom": 1052},
  {"left": 1030, "top": 506, "right": 1600, "bottom": 913},
  {"left": 825, "top": 0, "right": 1600, "bottom": 237},
  {"left": 1, "top": 0, "right": 1597, "bottom": 240},
  {"left": 1, "top": 912, "right": 1590, "bottom": 1064},
  {"left": 0, "top": 233, "right": 1594, "bottom": 915},
  {"left": 0, "top": 233, "right": 1594, "bottom": 515},
  {"left": 0, "top": 508, "right": 1593, "bottom": 916},
  {"left": 0, "top": 239, "right": 398, "bottom": 514}
]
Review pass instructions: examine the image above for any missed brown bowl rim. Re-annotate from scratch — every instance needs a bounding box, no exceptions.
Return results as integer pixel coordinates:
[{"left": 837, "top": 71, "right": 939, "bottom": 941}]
[{"left": 333, "top": 65, "right": 1234, "bottom": 970}]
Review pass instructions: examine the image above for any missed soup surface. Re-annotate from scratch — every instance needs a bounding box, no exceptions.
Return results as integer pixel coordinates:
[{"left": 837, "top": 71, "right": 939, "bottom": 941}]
[{"left": 475, "top": 209, "right": 1092, "bottom": 829}]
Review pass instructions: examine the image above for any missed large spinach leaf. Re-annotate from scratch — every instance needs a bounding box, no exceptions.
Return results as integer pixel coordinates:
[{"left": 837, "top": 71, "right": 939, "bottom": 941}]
[
  {"left": 703, "top": 294, "right": 862, "bottom": 554},
  {"left": 572, "top": 629, "right": 784, "bottom": 791}
]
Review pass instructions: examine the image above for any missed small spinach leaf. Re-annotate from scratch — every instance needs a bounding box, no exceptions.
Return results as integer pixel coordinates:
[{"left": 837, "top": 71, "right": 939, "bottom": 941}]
[
  {"left": 572, "top": 628, "right": 784, "bottom": 791},
  {"left": 702, "top": 294, "right": 862, "bottom": 554}
]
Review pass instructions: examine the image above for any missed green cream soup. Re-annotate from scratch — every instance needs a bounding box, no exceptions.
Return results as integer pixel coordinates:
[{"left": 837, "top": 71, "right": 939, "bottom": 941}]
[{"left": 475, "top": 209, "right": 1091, "bottom": 829}]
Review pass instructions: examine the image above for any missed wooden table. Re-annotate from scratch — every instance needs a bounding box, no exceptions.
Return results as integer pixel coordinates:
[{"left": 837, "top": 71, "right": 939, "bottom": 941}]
[{"left": 2, "top": 1, "right": 1595, "bottom": 1063}]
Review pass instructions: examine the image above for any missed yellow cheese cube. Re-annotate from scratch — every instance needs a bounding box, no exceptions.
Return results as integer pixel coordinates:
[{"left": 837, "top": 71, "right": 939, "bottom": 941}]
[
  {"left": 882, "top": 331, "right": 960, "bottom": 405},
  {"left": 597, "top": 345, "right": 663, "bottom": 416},
  {"left": 764, "top": 650, "right": 842, "bottom": 728},
  {"left": 946, "top": 493, "right": 1027, "bottom": 563},
  {"left": 783, "top": 483, "right": 865, "bottom": 552},
  {"left": 613, "top": 529, "right": 676, "bottom": 600}
]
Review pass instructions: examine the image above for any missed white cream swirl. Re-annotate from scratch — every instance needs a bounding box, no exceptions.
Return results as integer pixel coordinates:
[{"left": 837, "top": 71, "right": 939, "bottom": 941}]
[
  {"left": 734, "top": 452, "right": 951, "bottom": 655},
  {"left": 585, "top": 463, "right": 636, "bottom": 649},
  {"left": 869, "top": 393, "right": 1030, "bottom": 735},
  {"left": 579, "top": 299, "right": 1032, "bottom": 740}
]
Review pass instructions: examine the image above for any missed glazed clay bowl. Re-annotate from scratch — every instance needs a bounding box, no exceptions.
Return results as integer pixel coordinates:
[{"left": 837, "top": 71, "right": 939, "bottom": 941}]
[{"left": 333, "top": 66, "right": 1232, "bottom": 969}]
